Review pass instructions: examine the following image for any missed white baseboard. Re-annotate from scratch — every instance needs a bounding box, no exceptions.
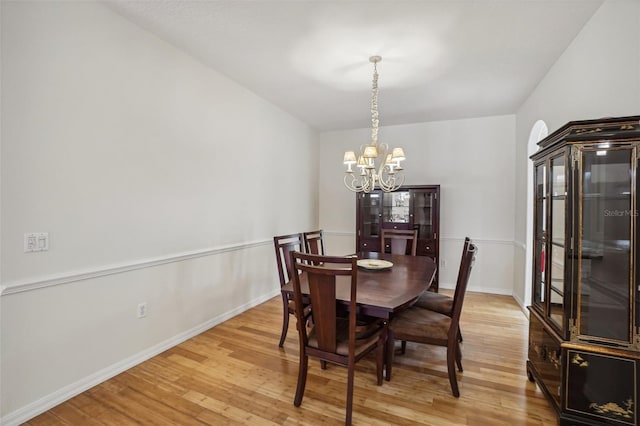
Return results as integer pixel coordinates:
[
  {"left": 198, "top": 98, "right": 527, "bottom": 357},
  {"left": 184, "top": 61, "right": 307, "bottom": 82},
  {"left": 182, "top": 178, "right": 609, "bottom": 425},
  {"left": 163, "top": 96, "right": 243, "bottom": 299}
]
[
  {"left": 443, "top": 282, "right": 529, "bottom": 317},
  {"left": 511, "top": 292, "right": 529, "bottom": 317},
  {"left": 439, "top": 282, "right": 513, "bottom": 296},
  {"left": 0, "top": 290, "right": 279, "bottom": 426}
]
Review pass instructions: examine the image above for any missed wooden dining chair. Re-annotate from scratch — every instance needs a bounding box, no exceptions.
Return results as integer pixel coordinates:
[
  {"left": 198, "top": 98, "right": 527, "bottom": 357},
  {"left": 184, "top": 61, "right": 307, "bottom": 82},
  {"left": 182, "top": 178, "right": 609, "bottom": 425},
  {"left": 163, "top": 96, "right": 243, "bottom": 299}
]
[
  {"left": 412, "top": 237, "right": 471, "bottom": 342},
  {"left": 303, "top": 229, "right": 325, "bottom": 255},
  {"left": 273, "top": 233, "right": 308, "bottom": 347},
  {"left": 290, "top": 251, "right": 386, "bottom": 426},
  {"left": 386, "top": 241, "right": 477, "bottom": 397},
  {"left": 381, "top": 229, "right": 417, "bottom": 256}
]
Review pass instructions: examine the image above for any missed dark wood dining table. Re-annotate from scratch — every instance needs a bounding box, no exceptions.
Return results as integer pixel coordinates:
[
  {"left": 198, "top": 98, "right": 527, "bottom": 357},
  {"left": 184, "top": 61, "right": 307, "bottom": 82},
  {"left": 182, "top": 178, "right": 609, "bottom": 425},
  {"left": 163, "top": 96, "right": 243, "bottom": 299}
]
[{"left": 280, "top": 251, "right": 437, "bottom": 320}]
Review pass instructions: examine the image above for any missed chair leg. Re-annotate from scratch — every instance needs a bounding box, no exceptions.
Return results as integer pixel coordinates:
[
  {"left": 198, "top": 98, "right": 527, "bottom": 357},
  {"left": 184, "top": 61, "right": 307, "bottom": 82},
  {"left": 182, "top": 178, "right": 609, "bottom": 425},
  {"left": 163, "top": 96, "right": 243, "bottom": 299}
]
[
  {"left": 346, "top": 361, "right": 355, "bottom": 425},
  {"left": 294, "top": 354, "right": 308, "bottom": 406},
  {"left": 458, "top": 326, "right": 463, "bottom": 342},
  {"left": 320, "top": 360, "right": 327, "bottom": 369},
  {"left": 400, "top": 340, "right": 407, "bottom": 354},
  {"left": 375, "top": 332, "right": 385, "bottom": 385},
  {"left": 279, "top": 299, "right": 289, "bottom": 347},
  {"left": 447, "top": 341, "right": 460, "bottom": 398},
  {"left": 455, "top": 341, "right": 463, "bottom": 372}
]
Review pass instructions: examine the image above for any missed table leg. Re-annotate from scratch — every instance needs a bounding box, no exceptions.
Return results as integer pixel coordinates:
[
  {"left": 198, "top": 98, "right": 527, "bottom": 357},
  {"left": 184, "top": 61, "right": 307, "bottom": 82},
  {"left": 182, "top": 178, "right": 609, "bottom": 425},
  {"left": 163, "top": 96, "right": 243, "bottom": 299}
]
[{"left": 385, "top": 327, "right": 394, "bottom": 381}]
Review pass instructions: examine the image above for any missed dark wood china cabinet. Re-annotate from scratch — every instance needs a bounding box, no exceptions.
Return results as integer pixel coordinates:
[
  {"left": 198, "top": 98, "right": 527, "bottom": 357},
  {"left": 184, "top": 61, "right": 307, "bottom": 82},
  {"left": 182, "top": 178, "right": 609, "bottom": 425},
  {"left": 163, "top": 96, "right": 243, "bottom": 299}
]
[
  {"left": 356, "top": 185, "right": 440, "bottom": 290},
  {"left": 528, "top": 116, "right": 640, "bottom": 426}
]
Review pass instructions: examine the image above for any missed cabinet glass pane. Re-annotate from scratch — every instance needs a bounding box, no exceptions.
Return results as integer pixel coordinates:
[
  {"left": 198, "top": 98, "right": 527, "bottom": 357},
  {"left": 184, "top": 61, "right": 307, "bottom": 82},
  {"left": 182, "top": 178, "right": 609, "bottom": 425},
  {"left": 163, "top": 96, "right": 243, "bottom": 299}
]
[
  {"left": 549, "top": 157, "right": 566, "bottom": 328},
  {"left": 413, "top": 191, "right": 434, "bottom": 239},
  {"left": 549, "top": 245, "right": 564, "bottom": 326},
  {"left": 360, "top": 192, "right": 381, "bottom": 239},
  {"left": 383, "top": 191, "right": 410, "bottom": 223},
  {"left": 579, "top": 149, "right": 631, "bottom": 342},
  {"left": 551, "top": 158, "right": 566, "bottom": 245},
  {"left": 534, "top": 163, "right": 547, "bottom": 308}
]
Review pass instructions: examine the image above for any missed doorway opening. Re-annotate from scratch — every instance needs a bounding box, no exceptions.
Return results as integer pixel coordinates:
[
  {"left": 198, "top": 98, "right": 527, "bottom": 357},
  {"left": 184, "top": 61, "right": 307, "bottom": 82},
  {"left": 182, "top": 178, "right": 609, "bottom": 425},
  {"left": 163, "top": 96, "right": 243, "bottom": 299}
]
[{"left": 524, "top": 120, "right": 548, "bottom": 307}]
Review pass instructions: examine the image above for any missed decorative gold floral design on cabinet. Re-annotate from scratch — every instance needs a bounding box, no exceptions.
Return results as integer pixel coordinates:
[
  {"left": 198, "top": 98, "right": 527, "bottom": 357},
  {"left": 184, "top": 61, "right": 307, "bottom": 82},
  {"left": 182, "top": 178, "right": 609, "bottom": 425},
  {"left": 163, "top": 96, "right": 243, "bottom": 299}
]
[
  {"left": 571, "top": 353, "right": 589, "bottom": 367},
  {"left": 589, "top": 399, "right": 634, "bottom": 420}
]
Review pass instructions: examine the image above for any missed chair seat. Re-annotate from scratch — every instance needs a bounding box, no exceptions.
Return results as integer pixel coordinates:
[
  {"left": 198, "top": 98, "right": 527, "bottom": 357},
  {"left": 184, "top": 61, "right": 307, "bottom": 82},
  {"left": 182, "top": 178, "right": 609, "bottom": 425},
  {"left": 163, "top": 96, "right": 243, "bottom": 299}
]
[
  {"left": 413, "top": 291, "right": 453, "bottom": 315},
  {"left": 391, "top": 308, "right": 451, "bottom": 344},
  {"left": 308, "top": 318, "right": 384, "bottom": 356}
]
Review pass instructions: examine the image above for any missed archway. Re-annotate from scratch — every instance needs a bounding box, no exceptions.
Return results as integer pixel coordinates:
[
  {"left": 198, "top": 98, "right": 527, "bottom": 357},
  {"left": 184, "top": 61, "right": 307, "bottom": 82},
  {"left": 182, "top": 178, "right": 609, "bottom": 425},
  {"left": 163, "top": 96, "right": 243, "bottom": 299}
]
[{"left": 524, "top": 120, "right": 548, "bottom": 307}]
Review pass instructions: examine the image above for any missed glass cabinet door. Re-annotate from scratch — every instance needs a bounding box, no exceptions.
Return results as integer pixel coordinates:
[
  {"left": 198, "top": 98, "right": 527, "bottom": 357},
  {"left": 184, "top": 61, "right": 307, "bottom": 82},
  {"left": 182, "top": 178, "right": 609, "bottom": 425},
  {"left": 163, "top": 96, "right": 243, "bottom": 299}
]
[
  {"left": 576, "top": 147, "right": 633, "bottom": 345},
  {"left": 412, "top": 189, "right": 436, "bottom": 240},
  {"left": 533, "top": 162, "right": 547, "bottom": 313},
  {"left": 359, "top": 191, "right": 382, "bottom": 240},
  {"left": 383, "top": 190, "right": 410, "bottom": 224},
  {"left": 548, "top": 155, "right": 566, "bottom": 330}
]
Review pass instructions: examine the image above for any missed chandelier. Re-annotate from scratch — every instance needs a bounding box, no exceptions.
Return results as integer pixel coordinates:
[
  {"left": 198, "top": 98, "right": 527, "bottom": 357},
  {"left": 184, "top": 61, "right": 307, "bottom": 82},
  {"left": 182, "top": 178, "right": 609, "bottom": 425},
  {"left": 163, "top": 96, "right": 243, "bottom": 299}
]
[{"left": 343, "top": 56, "right": 406, "bottom": 193}]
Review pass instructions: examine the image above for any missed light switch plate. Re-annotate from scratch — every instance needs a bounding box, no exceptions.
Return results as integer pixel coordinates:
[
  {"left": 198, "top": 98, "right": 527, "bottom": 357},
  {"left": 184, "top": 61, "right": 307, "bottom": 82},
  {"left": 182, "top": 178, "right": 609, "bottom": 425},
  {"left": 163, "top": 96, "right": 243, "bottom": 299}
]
[{"left": 24, "top": 232, "right": 49, "bottom": 252}]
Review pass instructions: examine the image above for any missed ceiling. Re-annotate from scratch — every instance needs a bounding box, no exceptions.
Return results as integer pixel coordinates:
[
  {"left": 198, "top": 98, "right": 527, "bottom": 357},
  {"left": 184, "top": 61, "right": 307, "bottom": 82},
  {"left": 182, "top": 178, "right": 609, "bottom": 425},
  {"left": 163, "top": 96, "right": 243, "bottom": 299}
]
[{"left": 105, "top": 0, "right": 604, "bottom": 131}]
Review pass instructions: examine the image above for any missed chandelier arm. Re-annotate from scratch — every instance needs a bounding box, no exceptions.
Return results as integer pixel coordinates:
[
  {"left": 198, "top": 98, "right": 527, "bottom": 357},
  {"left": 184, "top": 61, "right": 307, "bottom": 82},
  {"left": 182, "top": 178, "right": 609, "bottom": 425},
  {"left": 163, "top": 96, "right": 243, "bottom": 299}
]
[
  {"left": 363, "top": 170, "right": 374, "bottom": 193},
  {"left": 376, "top": 143, "right": 389, "bottom": 176},
  {"left": 377, "top": 170, "right": 404, "bottom": 192},
  {"left": 377, "top": 174, "right": 394, "bottom": 192},
  {"left": 344, "top": 174, "right": 363, "bottom": 193},
  {"left": 377, "top": 169, "right": 397, "bottom": 191},
  {"left": 344, "top": 173, "right": 377, "bottom": 193}
]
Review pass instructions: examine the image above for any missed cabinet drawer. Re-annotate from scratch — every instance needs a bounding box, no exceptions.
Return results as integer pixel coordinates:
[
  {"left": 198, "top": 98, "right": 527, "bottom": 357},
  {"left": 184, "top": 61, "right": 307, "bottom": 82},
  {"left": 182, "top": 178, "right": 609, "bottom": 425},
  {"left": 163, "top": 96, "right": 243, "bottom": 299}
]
[
  {"left": 529, "top": 311, "right": 562, "bottom": 407},
  {"left": 565, "top": 349, "right": 637, "bottom": 426},
  {"left": 383, "top": 223, "right": 410, "bottom": 230}
]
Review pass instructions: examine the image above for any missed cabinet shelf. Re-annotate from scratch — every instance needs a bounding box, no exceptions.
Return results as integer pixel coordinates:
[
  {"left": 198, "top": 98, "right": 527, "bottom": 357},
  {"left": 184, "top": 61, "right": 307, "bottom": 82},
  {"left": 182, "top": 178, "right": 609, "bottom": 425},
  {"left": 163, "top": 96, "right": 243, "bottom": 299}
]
[
  {"left": 549, "top": 283, "right": 564, "bottom": 297},
  {"left": 582, "top": 193, "right": 631, "bottom": 199}
]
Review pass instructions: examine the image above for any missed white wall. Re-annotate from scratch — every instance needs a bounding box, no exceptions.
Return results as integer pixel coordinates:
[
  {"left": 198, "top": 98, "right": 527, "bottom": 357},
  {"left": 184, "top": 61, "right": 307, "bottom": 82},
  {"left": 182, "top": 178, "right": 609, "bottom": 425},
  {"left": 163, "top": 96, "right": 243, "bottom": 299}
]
[
  {"left": 319, "top": 115, "right": 516, "bottom": 295},
  {"left": 0, "top": 2, "right": 318, "bottom": 423},
  {"left": 513, "top": 0, "right": 640, "bottom": 306}
]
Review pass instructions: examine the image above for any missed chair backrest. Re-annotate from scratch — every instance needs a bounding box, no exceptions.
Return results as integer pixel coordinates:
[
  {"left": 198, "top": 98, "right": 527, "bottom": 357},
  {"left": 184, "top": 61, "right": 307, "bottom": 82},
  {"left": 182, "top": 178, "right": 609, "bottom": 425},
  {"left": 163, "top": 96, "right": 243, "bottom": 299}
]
[
  {"left": 303, "top": 230, "right": 325, "bottom": 255},
  {"left": 381, "top": 229, "right": 417, "bottom": 256},
  {"left": 450, "top": 240, "right": 477, "bottom": 331},
  {"left": 273, "top": 233, "right": 304, "bottom": 288},
  {"left": 290, "top": 251, "right": 358, "bottom": 354},
  {"left": 454, "top": 237, "right": 472, "bottom": 284}
]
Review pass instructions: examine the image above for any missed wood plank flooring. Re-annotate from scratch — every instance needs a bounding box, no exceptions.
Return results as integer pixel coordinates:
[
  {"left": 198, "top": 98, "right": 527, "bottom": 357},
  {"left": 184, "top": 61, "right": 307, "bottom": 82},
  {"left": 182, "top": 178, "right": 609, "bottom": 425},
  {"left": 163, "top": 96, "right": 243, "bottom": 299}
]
[{"left": 26, "top": 292, "right": 557, "bottom": 425}]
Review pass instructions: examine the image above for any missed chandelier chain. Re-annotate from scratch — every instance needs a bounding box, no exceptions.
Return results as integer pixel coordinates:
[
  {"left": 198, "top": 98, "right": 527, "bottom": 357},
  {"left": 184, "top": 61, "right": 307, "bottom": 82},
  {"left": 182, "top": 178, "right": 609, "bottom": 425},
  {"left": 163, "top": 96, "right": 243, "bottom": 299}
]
[{"left": 371, "top": 61, "right": 379, "bottom": 146}]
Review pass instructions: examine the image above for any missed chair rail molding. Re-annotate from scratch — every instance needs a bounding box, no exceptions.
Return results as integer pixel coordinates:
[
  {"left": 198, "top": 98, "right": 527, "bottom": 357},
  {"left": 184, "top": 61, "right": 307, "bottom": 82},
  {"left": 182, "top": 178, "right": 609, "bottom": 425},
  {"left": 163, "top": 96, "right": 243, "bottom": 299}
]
[{"left": 1, "top": 239, "right": 272, "bottom": 296}]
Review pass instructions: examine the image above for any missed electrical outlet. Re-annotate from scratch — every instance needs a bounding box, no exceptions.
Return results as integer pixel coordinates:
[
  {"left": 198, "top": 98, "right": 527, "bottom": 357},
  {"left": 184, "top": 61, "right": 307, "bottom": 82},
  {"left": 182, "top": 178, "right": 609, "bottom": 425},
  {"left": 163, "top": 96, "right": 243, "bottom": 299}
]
[{"left": 137, "top": 302, "right": 147, "bottom": 318}]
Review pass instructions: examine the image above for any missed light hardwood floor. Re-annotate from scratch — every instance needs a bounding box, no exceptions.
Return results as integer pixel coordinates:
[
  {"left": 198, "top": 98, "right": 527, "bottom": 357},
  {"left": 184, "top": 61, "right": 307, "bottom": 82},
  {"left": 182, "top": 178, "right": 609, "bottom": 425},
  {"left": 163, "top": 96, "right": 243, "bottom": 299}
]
[{"left": 27, "top": 292, "right": 557, "bottom": 425}]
